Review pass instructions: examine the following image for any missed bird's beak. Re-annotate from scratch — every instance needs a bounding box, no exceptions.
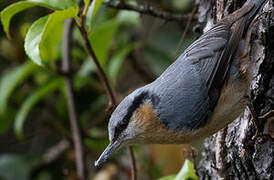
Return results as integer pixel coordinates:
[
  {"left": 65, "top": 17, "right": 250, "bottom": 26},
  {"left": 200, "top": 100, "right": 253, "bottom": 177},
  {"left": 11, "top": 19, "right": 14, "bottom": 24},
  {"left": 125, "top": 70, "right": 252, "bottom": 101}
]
[{"left": 94, "top": 139, "right": 122, "bottom": 167}]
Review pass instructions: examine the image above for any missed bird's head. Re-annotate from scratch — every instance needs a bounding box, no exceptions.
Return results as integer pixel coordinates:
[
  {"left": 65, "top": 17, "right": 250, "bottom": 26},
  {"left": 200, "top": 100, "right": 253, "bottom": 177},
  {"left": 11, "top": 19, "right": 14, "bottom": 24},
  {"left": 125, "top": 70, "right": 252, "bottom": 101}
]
[{"left": 95, "top": 87, "right": 161, "bottom": 167}]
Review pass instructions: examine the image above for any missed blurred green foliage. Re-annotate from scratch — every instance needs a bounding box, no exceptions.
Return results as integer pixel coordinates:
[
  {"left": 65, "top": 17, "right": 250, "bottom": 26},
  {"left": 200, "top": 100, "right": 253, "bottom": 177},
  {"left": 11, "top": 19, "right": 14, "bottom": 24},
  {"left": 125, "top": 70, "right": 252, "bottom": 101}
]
[{"left": 0, "top": 0, "right": 197, "bottom": 179}]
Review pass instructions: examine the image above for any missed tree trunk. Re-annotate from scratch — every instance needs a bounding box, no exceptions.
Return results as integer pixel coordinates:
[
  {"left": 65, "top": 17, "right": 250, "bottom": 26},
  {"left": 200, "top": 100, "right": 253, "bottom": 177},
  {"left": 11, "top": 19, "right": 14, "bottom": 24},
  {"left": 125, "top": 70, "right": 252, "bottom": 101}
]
[{"left": 196, "top": 0, "right": 274, "bottom": 179}]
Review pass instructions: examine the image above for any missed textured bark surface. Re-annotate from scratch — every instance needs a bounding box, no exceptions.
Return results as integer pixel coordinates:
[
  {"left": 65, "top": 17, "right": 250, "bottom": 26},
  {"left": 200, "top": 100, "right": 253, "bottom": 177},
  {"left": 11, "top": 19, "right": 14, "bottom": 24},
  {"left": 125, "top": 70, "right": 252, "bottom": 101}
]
[{"left": 196, "top": 0, "right": 274, "bottom": 179}]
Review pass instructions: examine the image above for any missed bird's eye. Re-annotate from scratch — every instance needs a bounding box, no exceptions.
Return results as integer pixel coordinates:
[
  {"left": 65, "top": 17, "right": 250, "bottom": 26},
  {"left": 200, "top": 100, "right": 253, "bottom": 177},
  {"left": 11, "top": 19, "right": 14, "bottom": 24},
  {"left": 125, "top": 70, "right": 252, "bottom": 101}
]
[
  {"left": 112, "top": 91, "right": 152, "bottom": 141},
  {"left": 113, "top": 121, "right": 127, "bottom": 141}
]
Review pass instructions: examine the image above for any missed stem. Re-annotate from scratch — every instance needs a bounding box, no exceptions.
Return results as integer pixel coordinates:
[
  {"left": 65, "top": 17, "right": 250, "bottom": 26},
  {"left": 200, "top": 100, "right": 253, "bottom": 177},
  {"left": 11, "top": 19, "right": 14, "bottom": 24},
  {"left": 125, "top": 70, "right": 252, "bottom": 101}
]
[
  {"left": 78, "top": 24, "right": 117, "bottom": 111},
  {"left": 76, "top": 8, "right": 137, "bottom": 179},
  {"left": 128, "top": 146, "right": 137, "bottom": 180},
  {"left": 175, "top": 6, "right": 197, "bottom": 56},
  {"left": 62, "top": 19, "right": 87, "bottom": 180},
  {"left": 105, "top": 0, "right": 196, "bottom": 22}
]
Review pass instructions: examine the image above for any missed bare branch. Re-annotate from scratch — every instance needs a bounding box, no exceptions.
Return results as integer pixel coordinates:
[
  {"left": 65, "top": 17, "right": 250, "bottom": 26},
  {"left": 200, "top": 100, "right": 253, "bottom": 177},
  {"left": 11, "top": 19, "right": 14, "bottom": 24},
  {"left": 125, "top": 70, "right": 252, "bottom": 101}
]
[
  {"left": 76, "top": 8, "right": 137, "bottom": 179},
  {"left": 31, "top": 140, "right": 71, "bottom": 177},
  {"left": 175, "top": 5, "right": 197, "bottom": 56},
  {"left": 41, "top": 139, "right": 71, "bottom": 164},
  {"left": 105, "top": 0, "right": 197, "bottom": 22},
  {"left": 128, "top": 147, "right": 137, "bottom": 180},
  {"left": 62, "top": 19, "right": 87, "bottom": 180}
]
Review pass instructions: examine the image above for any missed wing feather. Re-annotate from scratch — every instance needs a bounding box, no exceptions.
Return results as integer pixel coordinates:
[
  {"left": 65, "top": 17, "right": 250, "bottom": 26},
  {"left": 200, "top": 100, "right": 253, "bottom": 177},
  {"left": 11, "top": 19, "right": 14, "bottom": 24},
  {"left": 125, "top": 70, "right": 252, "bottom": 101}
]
[{"left": 151, "top": 16, "right": 248, "bottom": 131}]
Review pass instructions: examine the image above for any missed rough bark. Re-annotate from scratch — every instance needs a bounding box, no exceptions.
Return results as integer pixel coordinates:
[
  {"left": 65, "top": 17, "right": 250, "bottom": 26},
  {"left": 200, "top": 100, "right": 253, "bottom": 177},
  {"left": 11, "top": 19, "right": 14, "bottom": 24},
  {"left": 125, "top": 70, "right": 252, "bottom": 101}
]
[{"left": 196, "top": 0, "right": 274, "bottom": 179}]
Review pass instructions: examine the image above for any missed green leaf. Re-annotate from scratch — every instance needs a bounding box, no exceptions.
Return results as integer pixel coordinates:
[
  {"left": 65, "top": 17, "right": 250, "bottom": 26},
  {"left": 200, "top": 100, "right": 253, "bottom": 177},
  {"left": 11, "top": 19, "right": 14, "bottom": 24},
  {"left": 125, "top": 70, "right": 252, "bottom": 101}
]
[
  {"left": 40, "top": 6, "right": 79, "bottom": 62},
  {"left": 88, "top": 20, "right": 119, "bottom": 66},
  {"left": 0, "top": 2, "right": 37, "bottom": 38},
  {"left": 14, "top": 78, "right": 63, "bottom": 139},
  {"left": 85, "top": 0, "right": 103, "bottom": 28},
  {"left": 0, "top": 62, "right": 36, "bottom": 133},
  {"left": 20, "top": 23, "right": 31, "bottom": 37},
  {"left": 0, "top": 62, "right": 36, "bottom": 115},
  {"left": 83, "top": 0, "right": 91, "bottom": 26},
  {"left": 24, "top": 6, "right": 78, "bottom": 66},
  {"left": 158, "top": 175, "right": 176, "bottom": 180},
  {"left": 84, "top": 0, "right": 90, "bottom": 6},
  {"left": 0, "top": 0, "right": 78, "bottom": 38},
  {"left": 158, "top": 159, "right": 198, "bottom": 180},
  {"left": 77, "top": 59, "right": 95, "bottom": 77},
  {"left": 24, "top": 16, "right": 48, "bottom": 66},
  {"left": 28, "top": 0, "right": 78, "bottom": 10},
  {"left": 174, "top": 159, "right": 198, "bottom": 180}
]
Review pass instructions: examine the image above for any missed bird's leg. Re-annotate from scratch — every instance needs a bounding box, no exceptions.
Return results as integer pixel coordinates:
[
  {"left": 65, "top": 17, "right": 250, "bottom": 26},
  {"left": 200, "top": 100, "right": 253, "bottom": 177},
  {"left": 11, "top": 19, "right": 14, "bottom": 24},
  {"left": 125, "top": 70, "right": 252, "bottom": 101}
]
[
  {"left": 258, "top": 109, "right": 274, "bottom": 120},
  {"left": 240, "top": 10, "right": 269, "bottom": 59},
  {"left": 258, "top": 110, "right": 274, "bottom": 138}
]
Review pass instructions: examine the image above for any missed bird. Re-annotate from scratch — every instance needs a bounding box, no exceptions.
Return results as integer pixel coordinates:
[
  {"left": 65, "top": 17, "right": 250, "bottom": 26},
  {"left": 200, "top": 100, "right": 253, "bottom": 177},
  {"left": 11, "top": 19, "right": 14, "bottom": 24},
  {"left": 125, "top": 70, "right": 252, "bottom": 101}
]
[{"left": 95, "top": 0, "right": 267, "bottom": 167}]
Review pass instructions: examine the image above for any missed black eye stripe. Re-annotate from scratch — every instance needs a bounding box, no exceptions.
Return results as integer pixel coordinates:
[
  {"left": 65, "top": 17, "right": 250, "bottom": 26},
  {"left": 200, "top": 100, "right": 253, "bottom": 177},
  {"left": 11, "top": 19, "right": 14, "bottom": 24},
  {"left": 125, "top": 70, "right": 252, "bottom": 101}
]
[{"left": 113, "top": 91, "right": 159, "bottom": 140}]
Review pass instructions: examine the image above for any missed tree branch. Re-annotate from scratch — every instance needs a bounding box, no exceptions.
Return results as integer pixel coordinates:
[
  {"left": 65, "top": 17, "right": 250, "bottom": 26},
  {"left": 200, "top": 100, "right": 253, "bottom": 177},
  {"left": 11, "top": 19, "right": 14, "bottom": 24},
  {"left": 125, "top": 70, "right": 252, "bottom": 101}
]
[
  {"left": 105, "top": 0, "right": 197, "bottom": 22},
  {"left": 76, "top": 8, "right": 137, "bottom": 180},
  {"left": 62, "top": 19, "right": 87, "bottom": 180},
  {"left": 31, "top": 140, "right": 71, "bottom": 177},
  {"left": 128, "top": 146, "right": 137, "bottom": 180},
  {"left": 41, "top": 139, "right": 71, "bottom": 165},
  {"left": 175, "top": 5, "right": 197, "bottom": 56},
  {"left": 78, "top": 23, "right": 117, "bottom": 112}
]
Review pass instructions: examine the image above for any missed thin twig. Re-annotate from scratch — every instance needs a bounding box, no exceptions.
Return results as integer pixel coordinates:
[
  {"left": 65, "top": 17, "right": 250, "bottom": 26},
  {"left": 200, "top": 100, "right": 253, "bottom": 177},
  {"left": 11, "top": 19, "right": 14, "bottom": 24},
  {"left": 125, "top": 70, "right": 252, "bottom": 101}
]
[
  {"left": 62, "top": 19, "right": 87, "bottom": 180},
  {"left": 78, "top": 21, "right": 117, "bottom": 112},
  {"left": 175, "top": 5, "right": 197, "bottom": 57},
  {"left": 105, "top": 0, "right": 197, "bottom": 22},
  {"left": 31, "top": 140, "right": 71, "bottom": 177},
  {"left": 76, "top": 8, "right": 137, "bottom": 179},
  {"left": 41, "top": 139, "right": 71, "bottom": 164},
  {"left": 259, "top": 109, "right": 274, "bottom": 120},
  {"left": 128, "top": 147, "right": 137, "bottom": 180}
]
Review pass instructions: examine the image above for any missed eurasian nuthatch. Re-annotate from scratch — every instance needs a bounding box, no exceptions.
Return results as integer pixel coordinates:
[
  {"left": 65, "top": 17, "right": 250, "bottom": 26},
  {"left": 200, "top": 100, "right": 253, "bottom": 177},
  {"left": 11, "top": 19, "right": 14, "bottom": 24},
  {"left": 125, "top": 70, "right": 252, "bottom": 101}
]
[{"left": 95, "top": 0, "right": 267, "bottom": 166}]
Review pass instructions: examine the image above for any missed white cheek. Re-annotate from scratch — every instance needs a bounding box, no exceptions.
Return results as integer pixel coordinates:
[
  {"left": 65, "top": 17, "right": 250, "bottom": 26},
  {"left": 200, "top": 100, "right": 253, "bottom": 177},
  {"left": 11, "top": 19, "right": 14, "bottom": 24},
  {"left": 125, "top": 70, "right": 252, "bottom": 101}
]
[{"left": 123, "top": 123, "right": 139, "bottom": 141}]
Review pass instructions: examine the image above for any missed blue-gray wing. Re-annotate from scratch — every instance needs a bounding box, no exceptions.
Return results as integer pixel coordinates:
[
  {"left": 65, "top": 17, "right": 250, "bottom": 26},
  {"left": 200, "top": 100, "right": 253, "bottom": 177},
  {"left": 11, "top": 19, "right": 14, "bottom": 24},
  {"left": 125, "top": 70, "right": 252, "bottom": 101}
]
[{"left": 150, "top": 22, "right": 244, "bottom": 131}]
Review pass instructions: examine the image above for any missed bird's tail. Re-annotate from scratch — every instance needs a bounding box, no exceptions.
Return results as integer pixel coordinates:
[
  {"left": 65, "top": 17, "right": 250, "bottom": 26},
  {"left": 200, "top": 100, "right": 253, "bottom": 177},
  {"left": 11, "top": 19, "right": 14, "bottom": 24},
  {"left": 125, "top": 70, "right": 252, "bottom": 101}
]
[
  {"left": 221, "top": 0, "right": 266, "bottom": 32},
  {"left": 243, "top": 0, "right": 267, "bottom": 33}
]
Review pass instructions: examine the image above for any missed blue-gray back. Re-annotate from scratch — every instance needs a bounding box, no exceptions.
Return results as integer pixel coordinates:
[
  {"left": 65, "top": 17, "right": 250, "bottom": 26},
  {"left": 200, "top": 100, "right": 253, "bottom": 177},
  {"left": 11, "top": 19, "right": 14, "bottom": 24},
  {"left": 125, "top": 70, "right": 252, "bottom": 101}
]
[
  {"left": 138, "top": 0, "right": 266, "bottom": 131},
  {"left": 147, "top": 23, "right": 231, "bottom": 131}
]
